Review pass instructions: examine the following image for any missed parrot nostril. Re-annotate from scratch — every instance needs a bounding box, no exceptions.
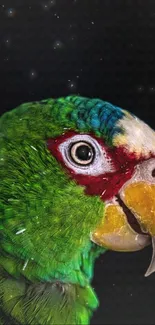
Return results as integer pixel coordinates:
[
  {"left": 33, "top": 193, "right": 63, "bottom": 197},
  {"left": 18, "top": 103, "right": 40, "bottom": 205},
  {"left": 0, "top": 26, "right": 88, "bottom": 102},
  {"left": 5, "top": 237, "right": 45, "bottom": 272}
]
[{"left": 152, "top": 169, "right": 155, "bottom": 177}]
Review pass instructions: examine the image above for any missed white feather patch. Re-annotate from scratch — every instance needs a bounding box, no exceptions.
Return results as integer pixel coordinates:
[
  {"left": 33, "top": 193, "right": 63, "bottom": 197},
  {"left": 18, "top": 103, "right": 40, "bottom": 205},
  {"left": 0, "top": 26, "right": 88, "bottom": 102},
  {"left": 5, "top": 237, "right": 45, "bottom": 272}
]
[{"left": 113, "top": 113, "right": 155, "bottom": 158}]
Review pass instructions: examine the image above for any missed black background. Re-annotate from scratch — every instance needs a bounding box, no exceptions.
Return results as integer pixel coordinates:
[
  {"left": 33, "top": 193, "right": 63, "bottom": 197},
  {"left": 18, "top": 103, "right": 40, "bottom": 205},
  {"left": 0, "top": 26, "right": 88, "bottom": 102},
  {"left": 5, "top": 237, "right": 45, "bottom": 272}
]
[{"left": 0, "top": 1, "right": 155, "bottom": 324}]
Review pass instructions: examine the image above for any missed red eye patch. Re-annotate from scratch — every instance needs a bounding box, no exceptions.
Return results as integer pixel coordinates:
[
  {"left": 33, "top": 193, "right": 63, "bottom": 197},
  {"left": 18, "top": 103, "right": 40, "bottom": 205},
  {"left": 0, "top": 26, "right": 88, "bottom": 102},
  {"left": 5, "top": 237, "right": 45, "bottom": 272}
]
[{"left": 47, "top": 130, "right": 148, "bottom": 201}]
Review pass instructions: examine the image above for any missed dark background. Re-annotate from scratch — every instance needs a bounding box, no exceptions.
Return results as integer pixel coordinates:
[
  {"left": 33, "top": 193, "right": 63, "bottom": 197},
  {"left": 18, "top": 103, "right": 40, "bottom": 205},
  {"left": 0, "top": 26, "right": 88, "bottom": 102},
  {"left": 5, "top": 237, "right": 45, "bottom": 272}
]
[{"left": 0, "top": 0, "right": 155, "bottom": 324}]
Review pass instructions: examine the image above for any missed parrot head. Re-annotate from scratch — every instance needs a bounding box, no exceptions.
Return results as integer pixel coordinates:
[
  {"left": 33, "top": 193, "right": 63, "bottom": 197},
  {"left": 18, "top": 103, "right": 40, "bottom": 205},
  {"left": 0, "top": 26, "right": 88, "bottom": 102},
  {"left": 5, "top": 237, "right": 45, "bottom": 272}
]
[
  {"left": 1, "top": 95, "right": 155, "bottom": 283},
  {"left": 46, "top": 97, "right": 155, "bottom": 277}
]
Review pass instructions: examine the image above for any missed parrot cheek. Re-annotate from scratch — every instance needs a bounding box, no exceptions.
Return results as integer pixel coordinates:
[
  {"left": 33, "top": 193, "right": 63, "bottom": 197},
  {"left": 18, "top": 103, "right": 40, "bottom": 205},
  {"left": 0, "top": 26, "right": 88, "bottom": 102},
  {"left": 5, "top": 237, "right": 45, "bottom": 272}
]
[{"left": 91, "top": 203, "right": 150, "bottom": 252}]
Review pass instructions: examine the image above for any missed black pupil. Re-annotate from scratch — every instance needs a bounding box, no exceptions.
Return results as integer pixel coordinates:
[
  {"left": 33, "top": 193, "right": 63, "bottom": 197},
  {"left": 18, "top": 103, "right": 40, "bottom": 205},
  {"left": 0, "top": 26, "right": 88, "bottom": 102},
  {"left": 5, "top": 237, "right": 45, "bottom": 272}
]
[
  {"left": 152, "top": 169, "right": 155, "bottom": 177},
  {"left": 76, "top": 145, "right": 92, "bottom": 161}
]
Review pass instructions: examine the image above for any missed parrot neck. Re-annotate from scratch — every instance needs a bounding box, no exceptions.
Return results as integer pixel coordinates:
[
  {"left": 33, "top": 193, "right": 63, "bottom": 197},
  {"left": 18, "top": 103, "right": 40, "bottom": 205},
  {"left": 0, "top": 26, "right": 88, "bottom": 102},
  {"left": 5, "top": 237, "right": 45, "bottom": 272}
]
[{"left": 0, "top": 243, "right": 106, "bottom": 325}]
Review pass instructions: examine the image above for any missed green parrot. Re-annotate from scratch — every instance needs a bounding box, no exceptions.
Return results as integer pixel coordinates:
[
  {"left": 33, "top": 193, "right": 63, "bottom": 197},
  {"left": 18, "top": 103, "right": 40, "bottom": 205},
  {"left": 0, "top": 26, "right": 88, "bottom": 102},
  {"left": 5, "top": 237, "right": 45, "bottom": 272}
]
[{"left": 1, "top": 95, "right": 155, "bottom": 325}]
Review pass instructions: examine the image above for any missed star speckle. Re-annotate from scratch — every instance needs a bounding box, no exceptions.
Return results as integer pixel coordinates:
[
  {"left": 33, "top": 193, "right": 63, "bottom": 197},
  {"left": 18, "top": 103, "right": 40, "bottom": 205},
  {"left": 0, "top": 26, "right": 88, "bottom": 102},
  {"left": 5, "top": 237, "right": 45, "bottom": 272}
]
[
  {"left": 50, "top": 0, "right": 56, "bottom": 5},
  {"left": 29, "top": 70, "right": 37, "bottom": 79},
  {"left": 149, "top": 86, "right": 155, "bottom": 92},
  {"left": 53, "top": 40, "right": 64, "bottom": 50},
  {"left": 137, "top": 85, "right": 144, "bottom": 92},
  {"left": 41, "top": 0, "right": 56, "bottom": 10},
  {"left": 54, "top": 12, "right": 60, "bottom": 18},
  {"left": 6, "top": 8, "right": 16, "bottom": 17},
  {"left": 42, "top": 3, "right": 49, "bottom": 10},
  {"left": 5, "top": 39, "right": 11, "bottom": 47},
  {"left": 68, "top": 80, "right": 77, "bottom": 91}
]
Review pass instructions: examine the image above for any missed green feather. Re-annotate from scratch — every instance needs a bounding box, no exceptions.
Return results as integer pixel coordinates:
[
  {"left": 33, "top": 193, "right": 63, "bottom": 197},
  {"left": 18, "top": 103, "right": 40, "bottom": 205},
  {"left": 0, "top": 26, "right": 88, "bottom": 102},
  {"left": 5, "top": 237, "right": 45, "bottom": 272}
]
[{"left": 0, "top": 96, "right": 107, "bottom": 324}]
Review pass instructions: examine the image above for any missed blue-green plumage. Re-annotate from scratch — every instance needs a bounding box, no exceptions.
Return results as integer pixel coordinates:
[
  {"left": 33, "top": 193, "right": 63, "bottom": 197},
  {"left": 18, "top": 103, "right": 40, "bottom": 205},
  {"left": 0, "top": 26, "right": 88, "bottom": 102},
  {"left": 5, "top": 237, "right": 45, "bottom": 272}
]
[{"left": 65, "top": 96, "right": 125, "bottom": 144}]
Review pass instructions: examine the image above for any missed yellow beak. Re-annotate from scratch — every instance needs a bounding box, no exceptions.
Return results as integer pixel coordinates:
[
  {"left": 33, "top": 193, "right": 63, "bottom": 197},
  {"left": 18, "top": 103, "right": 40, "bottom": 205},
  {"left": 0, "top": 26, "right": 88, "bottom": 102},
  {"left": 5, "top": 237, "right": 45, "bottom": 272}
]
[
  {"left": 122, "top": 182, "right": 155, "bottom": 236},
  {"left": 91, "top": 197, "right": 150, "bottom": 252},
  {"left": 91, "top": 158, "right": 155, "bottom": 276}
]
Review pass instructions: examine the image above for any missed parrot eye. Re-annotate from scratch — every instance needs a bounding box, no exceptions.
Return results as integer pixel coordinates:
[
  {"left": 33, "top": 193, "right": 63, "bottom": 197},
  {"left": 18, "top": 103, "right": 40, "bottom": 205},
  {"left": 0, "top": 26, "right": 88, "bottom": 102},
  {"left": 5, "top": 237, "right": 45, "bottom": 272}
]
[
  {"left": 69, "top": 141, "right": 95, "bottom": 166},
  {"left": 58, "top": 134, "right": 115, "bottom": 176}
]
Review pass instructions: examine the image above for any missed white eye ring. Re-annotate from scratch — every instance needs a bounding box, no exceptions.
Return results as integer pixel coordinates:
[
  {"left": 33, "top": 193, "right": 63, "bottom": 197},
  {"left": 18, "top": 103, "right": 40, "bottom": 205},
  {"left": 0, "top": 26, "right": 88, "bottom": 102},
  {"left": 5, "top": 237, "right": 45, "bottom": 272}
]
[
  {"left": 58, "top": 134, "right": 115, "bottom": 176},
  {"left": 69, "top": 141, "right": 95, "bottom": 166}
]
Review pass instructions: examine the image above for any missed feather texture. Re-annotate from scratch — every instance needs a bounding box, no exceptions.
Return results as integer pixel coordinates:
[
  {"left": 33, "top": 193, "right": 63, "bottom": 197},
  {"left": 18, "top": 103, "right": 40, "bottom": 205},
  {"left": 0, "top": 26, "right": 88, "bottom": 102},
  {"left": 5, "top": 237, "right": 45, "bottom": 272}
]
[{"left": 0, "top": 95, "right": 141, "bottom": 324}]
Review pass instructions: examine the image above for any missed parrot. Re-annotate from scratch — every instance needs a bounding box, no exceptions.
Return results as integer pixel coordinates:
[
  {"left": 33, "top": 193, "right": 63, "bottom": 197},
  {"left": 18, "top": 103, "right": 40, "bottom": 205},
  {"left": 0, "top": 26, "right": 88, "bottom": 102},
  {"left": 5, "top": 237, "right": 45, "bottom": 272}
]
[{"left": 0, "top": 95, "right": 155, "bottom": 325}]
